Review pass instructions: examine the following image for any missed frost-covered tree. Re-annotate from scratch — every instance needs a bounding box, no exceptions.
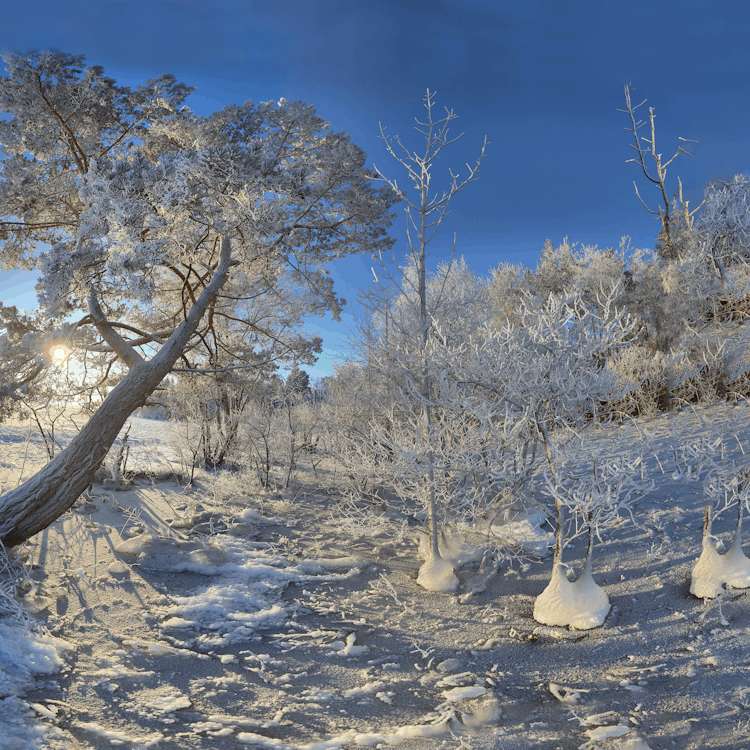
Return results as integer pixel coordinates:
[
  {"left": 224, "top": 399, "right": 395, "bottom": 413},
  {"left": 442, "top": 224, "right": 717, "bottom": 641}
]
[
  {"left": 356, "top": 91, "right": 486, "bottom": 591},
  {"left": 0, "top": 50, "right": 396, "bottom": 546},
  {"left": 619, "top": 84, "right": 702, "bottom": 261},
  {"left": 534, "top": 450, "right": 652, "bottom": 629},
  {"left": 285, "top": 363, "right": 311, "bottom": 397},
  {"left": 423, "top": 286, "right": 649, "bottom": 624}
]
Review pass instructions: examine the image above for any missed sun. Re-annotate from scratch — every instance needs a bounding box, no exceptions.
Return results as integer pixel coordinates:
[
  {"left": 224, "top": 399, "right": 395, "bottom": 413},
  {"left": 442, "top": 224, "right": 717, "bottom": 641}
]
[{"left": 46, "top": 343, "right": 71, "bottom": 366}]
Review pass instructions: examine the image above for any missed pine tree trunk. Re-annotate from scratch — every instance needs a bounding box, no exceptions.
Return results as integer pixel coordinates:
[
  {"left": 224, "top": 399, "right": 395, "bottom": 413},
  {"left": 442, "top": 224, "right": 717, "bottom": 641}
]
[{"left": 0, "top": 238, "right": 234, "bottom": 547}]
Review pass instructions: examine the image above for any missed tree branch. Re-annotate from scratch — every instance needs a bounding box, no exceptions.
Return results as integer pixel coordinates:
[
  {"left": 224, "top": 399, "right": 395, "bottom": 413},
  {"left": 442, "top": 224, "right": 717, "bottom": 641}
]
[{"left": 87, "top": 289, "right": 145, "bottom": 369}]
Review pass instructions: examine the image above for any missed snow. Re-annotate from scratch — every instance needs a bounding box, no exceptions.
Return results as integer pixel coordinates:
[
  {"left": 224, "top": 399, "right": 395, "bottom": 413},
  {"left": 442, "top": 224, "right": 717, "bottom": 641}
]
[
  {"left": 0, "top": 621, "right": 71, "bottom": 750},
  {"left": 440, "top": 684, "right": 487, "bottom": 702},
  {"left": 3, "top": 407, "right": 750, "bottom": 747},
  {"left": 327, "top": 632, "right": 368, "bottom": 656},
  {"left": 586, "top": 723, "right": 632, "bottom": 740},
  {"left": 77, "top": 722, "right": 164, "bottom": 747},
  {"left": 533, "top": 561, "right": 611, "bottom": 629},
  {"left": 415, "top": 531, "right": 470, "bottom": 592},
  {"left": 691, "top": 532, "right": 750, "bottom": 598},
  {"left": 490, "top": 508, "right": 555, "bottom": 556},
  {"left": 415, "top": 554, "right": 458, "bottom": 593}
]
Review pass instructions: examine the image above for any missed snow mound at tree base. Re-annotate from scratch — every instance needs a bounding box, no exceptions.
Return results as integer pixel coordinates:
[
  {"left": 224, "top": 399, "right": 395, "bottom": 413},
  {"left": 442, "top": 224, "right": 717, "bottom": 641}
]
[
  {"left": 417, "top": 555, "right": 459, "bottom": 593},
  {"left": 534, "top": 563, "right": 611, "bottom": 629},
  {"left": 414, "top": 531, "right": 472, "bottom": 592},
  {"left": 691, "top": 536, "right": 750, "bottom": 599}
]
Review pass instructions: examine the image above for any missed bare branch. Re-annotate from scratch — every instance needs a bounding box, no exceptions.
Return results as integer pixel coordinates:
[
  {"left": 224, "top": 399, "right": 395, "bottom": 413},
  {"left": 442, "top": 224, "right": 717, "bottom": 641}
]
[{"left": 620, "top": 83, "right": 699, "bottom": 260}]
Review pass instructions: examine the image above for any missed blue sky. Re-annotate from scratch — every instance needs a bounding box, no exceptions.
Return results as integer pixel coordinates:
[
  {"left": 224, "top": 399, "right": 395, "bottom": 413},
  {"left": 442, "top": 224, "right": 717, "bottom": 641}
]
[{"left": 2, "top": 0, "right": 750, "bottom": 378}]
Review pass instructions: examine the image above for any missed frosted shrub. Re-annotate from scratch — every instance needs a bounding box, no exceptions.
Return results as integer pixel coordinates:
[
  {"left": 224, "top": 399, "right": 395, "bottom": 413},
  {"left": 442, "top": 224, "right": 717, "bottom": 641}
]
[
  {"left": 694, "top": 174, "right": 750, "bottom": 267},
  {"left": 427, "top": 287, "right": 651, "bottom": 617},
  {"left": 163, "top": 372, "right": 251, "bottom": 471},
  {"left": 0, "top": 541, "right": 36, "bottom": 634},
  {"left": 667, "top": 410, "right": 750, "bottom": 599},
  {"left": 354, "top": 283, "right": 639, "bottom": 597},
  {"left": 606, "top": 345, "right": 692, "bottom": 416},
  {"left": 534, "top": 450, "right": 653, "bottom": 629}
]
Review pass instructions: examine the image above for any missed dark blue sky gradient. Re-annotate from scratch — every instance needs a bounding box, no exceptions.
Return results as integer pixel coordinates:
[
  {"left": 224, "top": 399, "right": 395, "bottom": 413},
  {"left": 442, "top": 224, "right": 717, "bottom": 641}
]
[{"left": 2, "top": 0, "right": 750, "bottom": 376}]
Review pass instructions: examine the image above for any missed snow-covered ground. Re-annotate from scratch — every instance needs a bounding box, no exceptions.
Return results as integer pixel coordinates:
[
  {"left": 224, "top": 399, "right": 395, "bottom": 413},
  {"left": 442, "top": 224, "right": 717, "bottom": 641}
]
[{"left": 2, "top": 405, "right": 750, "bottom": 749}]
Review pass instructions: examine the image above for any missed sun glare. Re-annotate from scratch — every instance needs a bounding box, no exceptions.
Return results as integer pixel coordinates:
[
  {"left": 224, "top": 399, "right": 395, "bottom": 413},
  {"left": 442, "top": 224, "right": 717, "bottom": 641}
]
[{"left": 47, "top": 344, "right": 71, "bottom": 366}]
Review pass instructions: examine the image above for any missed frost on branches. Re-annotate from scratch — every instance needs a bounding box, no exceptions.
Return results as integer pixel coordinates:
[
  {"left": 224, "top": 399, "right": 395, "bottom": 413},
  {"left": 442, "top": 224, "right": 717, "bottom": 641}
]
[
  {"left": 347, "top": 91, "right": 487, "bottom": 592},
  {"left": 669, "top": 416, "right": 750, "bottom": 599},
  {"left": 356, "top": 266, "right": 648, "bottom": 612},
  {"left": 535, "top": 453, "right": 653, "bottom": 629},
  {"left": 424, "top": 287, "right": 654, "bottom": 626},
  {"left": 0, "top": 50, "right": 396, "bottom": 546}
]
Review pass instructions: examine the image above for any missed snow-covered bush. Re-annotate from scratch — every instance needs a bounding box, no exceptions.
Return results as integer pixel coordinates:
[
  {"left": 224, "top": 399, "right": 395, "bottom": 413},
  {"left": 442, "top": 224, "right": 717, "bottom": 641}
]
[
  {"left": 694, "top": 174, "right": 750, "bottom": 268},
  {"left": 351, "top": 279, "right": 639, "bottom": 595},
  {"left": 488, "top": 232, "right": 750, "bottom": 418},
  {"left": 663, "top": 409, "right": 750, "bottom": 599},
  {"left": 534, "top": 449, "right": 653, "bottom": 628}
]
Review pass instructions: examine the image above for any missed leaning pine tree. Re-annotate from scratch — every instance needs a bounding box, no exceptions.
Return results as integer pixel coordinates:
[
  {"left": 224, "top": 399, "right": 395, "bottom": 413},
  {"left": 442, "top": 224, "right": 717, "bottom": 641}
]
[{"left": 0, "top": 50, "right": 395, "bottom": 547}]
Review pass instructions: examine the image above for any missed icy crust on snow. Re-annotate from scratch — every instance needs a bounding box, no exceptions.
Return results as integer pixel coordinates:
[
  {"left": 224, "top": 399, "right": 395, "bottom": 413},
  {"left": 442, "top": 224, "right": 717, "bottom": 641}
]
[
  {"left": 0, "top": 622, "right": 71, "bottom": 750},
  {"left": 534, "top": 563, "right": 611, "bottom": 629},
  {"left": 0, "top": 622, "right": 71, "bottom": 698},
  {"left": 152, "top": 535, "right": 364, "bottom": 647},
  {"left": 691, "top": 535, "right": 750, "bottom": 598}
]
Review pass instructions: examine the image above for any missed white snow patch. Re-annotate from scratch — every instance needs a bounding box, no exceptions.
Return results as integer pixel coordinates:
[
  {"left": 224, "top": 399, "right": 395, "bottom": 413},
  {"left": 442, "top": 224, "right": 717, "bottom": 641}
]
[
  {"left": 441, "top": 684, "right": 487, "bottom": 702},
  {"left": 91, "top": 662, "right": 155, "bottom": 681},
  {"left": 295, "top": 720, "right": 451, "bottom": 748},
  {"left": 78, "top": 721, "right": 164, "bottom": 747},
  {"left": 237, "top": 732, "right": 292, "bottom": 748},
  {"left": 142, "top": 689, "right": 192, "bottom": 713},
  {"left": 114, "top": 533, "right": 156, "bottom": 556},
  {"left": 0, "top": 697, "right": 53, "bottom": 750},
  {"left": 327, "top": 632, "right": 368, "bottom": 656},
  {"left": 296, "top": 557, "right": 366, "bottom": 573},
  {"left": 618, "top": 738, "right": 653, "bottom": 749},
  {"left": 107, "top": 561, "right": 130, "bottom": 576},
  {"left": 121, "top": 639, "right": 194, "bottom": 657},
  {"left": 534, "top": 563, "right": 610, "bottom": 629},
  {"left": 585, "top": 723, "right": 631, "bottom": 740},
  {"left": 232, "top": 508, "right": 266, "bottom": 524},
  {"left": 342, "top": 680, "right": 388, "bottom": 699},
  {"left": 691, "top": 535, "right": 750, "bottom": 599},
  {"left": 0, "top": 623, "right": 71, "bottom": 698},
  {"left": 490, "top": 509, "right": 554, "bottom": 556}
]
